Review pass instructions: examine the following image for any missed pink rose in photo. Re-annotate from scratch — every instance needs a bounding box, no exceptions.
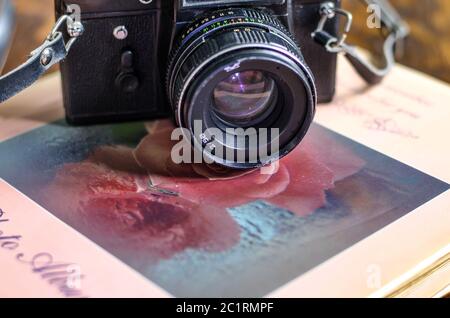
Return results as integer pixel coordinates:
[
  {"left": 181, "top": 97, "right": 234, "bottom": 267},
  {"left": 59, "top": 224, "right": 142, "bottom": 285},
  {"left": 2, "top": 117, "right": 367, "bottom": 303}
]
[
  {"left": 38, "top": 120, "right": 365, "bottom": 261},
  {"left": 134, "top": 121, "right": 365, "bottom": 216}
]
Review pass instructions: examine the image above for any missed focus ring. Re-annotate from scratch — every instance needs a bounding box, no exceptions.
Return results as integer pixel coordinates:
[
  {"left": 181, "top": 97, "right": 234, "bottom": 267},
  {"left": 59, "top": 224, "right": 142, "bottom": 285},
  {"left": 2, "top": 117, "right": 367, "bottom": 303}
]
[
  {"left": 171, "top": 27, "right": 308, "bottom": 120},
  {"left": 166, "top": 8, "right": 300, "bottom": 97}
]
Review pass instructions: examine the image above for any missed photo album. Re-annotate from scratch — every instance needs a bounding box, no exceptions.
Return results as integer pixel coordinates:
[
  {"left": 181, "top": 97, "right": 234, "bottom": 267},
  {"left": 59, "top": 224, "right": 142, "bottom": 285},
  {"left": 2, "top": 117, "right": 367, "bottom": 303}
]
[{"left": 0, "top": 59, "right": 449, "bottom": 298}]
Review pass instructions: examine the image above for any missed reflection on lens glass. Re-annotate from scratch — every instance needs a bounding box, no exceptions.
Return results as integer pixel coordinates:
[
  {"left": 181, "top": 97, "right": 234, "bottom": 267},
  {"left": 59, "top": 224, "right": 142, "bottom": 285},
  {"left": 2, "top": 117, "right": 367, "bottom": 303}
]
[{"left": 213, "top": 71, "right": 277, "bottom": 124}]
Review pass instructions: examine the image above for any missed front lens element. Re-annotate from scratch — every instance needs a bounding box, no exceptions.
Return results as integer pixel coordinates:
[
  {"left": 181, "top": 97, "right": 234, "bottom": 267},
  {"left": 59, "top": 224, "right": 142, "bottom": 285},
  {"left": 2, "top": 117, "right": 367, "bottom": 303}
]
[{"left": 213, "top": 71, "right": 277, "bottom": 124}]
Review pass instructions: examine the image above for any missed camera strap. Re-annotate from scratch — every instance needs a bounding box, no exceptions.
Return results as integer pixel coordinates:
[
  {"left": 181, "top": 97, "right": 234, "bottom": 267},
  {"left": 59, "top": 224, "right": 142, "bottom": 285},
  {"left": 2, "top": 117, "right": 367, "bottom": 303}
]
[
  {"left": 0, "top": 15, "right": 83, "bottom": 103},
  {"left": 312, "top": 0, "right": 409, "bottom": 84}
]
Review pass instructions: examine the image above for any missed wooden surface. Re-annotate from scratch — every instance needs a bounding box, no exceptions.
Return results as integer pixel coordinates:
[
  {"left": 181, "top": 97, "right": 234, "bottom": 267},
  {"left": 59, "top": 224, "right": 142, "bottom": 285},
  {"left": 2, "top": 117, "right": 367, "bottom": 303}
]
[
  {"left": 3, "top": 0, "right": 450, "bottom": 83},
  {"left": 344, "top": 0, "right": 450, "bottom": 83},
  {"left": 3, "top": 0, "right": 55, "bottom": 73}
]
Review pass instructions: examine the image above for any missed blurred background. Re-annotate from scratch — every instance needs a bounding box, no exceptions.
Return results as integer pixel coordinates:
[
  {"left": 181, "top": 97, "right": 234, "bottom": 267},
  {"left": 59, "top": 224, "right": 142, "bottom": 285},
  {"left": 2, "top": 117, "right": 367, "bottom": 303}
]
[{"left": 3, "top": 0, "right": 450, "bottom": 83}]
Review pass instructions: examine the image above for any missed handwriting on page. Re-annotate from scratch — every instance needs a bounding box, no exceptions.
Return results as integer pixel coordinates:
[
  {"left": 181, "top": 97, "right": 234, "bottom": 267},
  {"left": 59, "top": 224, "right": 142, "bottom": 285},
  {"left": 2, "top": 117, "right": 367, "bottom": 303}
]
[
  {"left": 0, "top": 208, "right": 87, "bottom": 298},
  {"left": 333, "top": 81, "right": 438, "bottom": 140}
]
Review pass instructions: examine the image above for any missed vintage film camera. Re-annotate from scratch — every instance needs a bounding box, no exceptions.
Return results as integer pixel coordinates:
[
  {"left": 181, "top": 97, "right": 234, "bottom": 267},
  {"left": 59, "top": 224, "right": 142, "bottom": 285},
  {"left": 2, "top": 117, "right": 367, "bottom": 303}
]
[{"left": 54, "top": 0, "right": 381, "bottom": 168}]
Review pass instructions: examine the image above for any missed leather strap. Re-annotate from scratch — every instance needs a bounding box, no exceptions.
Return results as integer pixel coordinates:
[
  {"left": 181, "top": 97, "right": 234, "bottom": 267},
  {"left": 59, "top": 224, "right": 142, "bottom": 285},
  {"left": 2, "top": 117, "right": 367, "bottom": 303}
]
[
  {"left": 312, "top": 0, "right": 409, "bottom": 85},
  {"left": 0, "top": 13, "right": 82, "bottom": 104},
  {"left": 343, "top": 31, "right": 402, "bottom": 85},
  {"left": 0, "top": 32, "right": 67, "bottom": 103},
  {"left": 346, "top": 0, "right": 409, "bottom": 84}
]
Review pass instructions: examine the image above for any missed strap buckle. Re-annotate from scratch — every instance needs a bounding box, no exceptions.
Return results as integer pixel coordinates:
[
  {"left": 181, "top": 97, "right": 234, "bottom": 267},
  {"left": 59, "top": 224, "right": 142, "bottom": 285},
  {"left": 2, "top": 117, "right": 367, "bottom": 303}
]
[
  {"left": 312, "top": 1, "right": 410, "bottom": 85},
  {"left": 0, "top": 14, "right": 84, "bottom": 103},
  {"left": 31, "top": 14, "right": 84, "bottom": 57},
  {"left": 49, "top": 15, "right": 84, "bottom": 52},
  {"left": 312, "top": 2, "right": 353, "bottom": 53}
]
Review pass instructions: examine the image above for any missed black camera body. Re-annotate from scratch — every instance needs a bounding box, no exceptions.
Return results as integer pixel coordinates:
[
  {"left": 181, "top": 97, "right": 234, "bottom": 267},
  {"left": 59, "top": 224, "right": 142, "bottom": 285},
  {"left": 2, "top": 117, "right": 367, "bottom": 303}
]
[{"left": 55, "top": 0, "right": 339, "bottom": 125}]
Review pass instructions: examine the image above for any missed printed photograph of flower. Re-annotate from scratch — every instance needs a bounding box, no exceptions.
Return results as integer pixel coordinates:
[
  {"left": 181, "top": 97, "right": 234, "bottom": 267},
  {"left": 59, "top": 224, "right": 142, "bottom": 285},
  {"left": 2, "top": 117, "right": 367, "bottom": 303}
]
[{"left": 0, "top": 120, "right": 447, "bottom": 297}]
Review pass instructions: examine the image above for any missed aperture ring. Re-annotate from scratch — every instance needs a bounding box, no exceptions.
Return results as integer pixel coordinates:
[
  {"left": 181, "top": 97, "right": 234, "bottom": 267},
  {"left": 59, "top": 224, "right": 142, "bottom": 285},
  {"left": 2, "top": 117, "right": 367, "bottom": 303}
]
[
  {"left": 166, "top": 8, "right": 300, "bottom": 97},
  {"left": 179, "top": 8, "right": 291, "bottom": 43}
]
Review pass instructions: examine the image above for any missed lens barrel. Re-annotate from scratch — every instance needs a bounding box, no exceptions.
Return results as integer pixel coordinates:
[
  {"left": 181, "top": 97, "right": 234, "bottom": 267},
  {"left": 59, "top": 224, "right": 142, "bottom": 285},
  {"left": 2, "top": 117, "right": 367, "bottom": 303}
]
[{"left": 167, "top": 8, "right": 317, "bottom": 169}]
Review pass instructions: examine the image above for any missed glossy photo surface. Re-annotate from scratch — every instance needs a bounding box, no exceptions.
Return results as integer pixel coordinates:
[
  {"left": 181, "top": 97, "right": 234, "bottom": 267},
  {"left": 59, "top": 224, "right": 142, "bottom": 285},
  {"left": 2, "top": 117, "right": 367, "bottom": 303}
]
[{"left": 0, "top": 120, "right": 447, "bottom": 297}]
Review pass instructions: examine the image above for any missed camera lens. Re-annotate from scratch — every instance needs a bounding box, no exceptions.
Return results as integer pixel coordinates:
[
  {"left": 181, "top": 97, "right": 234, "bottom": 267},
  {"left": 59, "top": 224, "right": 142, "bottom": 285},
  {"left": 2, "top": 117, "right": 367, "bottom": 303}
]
[
  {"left": 213, "top": 70, "right": 278, "bottom": 126},
  {"left": 167, "top": 8, "right": 316, "bottom": 169}
]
